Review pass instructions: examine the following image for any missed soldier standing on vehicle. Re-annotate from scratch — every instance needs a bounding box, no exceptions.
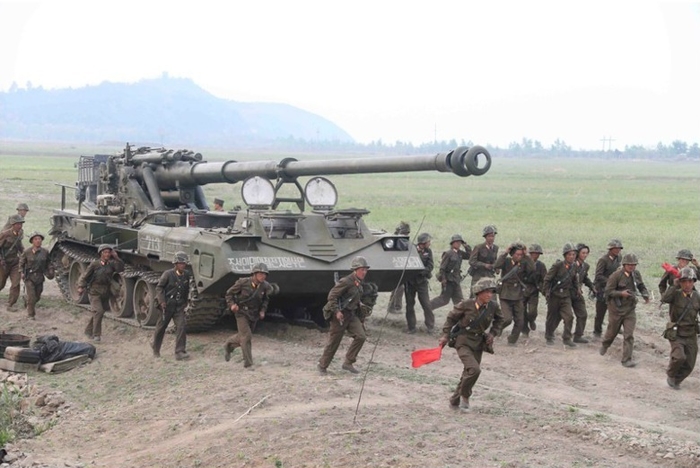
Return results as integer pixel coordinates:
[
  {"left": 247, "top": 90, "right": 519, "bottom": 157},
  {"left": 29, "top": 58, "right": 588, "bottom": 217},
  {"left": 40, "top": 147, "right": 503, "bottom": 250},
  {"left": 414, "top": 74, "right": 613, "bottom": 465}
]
[
  {"left": 438, "top": 278, "right": 504, "bottom": 411},
  {"left": 387, "top": 221, "right": 410, "bottom": 313},
  {"left": 18, "top": 232, "right": 54, "bottom": 319},
  {"left": 152, "top": 252, "right": 192, "bottom": 361},
  {"left": 318, "top": 256, "right": 370, "bottom": 375},
  {"left": 468, "top": 225, "right": 499, "bottom": 297},
  {"left": 0, "top": 215, "right": 26, "bottom": 311},
  {"left": 543, "top": 243, "right": 579, "bottom": 347},
  {"left": 593, "top": 239, "right": 623, "bottom": 337},
  {"left": 405, "top": 233, "right": 435, "bottom": 334},
  {"left": 224, "top": 263, "right": 274, "bottom": 368},
  {"left": 213, "top": 198, "right": 225, "bottom": 212},
  {"left": 522, "top": 244, "right": 546, "bottom": 336},
  {"left": 2, "top": 203, "right": 29, "bottom": 230},
  {"left": 659, "top": 249, "right": 698, "bottom": 295},
  {"left": 661, "top": 267, "right": 700, "bottom": 389},
  {"left": 77, "top": 244, "right": 125, "bottom": 341},
  {"left": 494, "top": 242, "right": 533, "bottom": 345},
  {"left": 429, "top": 234, "right": 471, "bottom": 311},
  {"left": 571, "top": 243, "right": 596, "bottom": 344},
  {"left": 599, "top": 253, "right": 650, "bottom": 368}
]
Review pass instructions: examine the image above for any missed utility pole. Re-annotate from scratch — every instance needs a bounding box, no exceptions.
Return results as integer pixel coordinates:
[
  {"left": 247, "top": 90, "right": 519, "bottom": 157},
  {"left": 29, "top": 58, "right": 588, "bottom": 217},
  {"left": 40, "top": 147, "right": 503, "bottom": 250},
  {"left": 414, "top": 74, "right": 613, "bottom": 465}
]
[{"left": 599, "top": 136, "right": 615, "bottom": 151}]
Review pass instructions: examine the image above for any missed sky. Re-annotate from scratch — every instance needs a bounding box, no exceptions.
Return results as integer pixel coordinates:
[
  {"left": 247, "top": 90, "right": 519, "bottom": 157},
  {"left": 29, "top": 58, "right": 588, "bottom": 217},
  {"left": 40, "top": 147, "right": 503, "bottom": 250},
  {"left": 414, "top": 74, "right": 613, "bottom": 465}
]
[{"left": 1, "top": 0, "right": 699, "bottom": 150}]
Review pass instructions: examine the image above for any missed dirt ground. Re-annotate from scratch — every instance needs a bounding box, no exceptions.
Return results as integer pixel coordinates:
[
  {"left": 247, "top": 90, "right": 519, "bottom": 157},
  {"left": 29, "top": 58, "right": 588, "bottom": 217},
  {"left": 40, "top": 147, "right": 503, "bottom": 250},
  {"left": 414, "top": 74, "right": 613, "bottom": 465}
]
[{"left": 1, "top": 280, "right": 700, "bottom": 468}]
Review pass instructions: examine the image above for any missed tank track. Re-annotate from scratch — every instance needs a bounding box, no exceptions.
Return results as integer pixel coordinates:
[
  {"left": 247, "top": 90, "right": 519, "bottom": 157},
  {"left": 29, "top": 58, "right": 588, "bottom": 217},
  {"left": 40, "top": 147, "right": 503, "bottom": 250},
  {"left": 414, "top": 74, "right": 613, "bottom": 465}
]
[{"left": 51, "top": 241, "right": 225, "bottom": 332}]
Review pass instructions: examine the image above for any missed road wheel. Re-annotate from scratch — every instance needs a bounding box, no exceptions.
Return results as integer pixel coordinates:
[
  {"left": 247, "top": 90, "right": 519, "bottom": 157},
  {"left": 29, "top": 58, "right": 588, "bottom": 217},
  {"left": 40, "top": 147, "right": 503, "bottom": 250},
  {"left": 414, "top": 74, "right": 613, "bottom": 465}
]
[
  {"left": 68, "top": 261, "right": 89, "bottom": 304},
  {"left": 110, "top": 274, "right": 135, "bottom": 318},
  {"left": 133, "top": 279, "right": 159, "bottom": 326}
]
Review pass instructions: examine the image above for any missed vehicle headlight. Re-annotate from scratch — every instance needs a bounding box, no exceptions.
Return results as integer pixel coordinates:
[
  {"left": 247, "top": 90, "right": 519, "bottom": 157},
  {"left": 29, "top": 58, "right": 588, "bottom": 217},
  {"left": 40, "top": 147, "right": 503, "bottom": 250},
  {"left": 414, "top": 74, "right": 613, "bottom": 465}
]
[{"left": 383, "top": 239, "right": 395, "bottom": 250}]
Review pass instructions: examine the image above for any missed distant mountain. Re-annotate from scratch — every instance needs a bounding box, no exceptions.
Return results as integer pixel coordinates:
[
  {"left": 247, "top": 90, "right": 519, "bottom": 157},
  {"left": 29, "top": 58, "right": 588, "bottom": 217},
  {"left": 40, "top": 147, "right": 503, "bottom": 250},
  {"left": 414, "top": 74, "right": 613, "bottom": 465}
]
[{"left": 0, "top": 76, "right": 354, "bottom": 146}]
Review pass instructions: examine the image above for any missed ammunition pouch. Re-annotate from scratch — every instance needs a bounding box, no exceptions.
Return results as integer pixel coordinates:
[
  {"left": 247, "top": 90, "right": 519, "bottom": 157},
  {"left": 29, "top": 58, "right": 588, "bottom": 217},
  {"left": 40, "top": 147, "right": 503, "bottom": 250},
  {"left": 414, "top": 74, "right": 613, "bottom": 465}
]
[
  {"left": 663, "top": 322, "right": 677, "bottom": 341},
  {"left": 358, "top": 303, "right": 373, "bottom": 320}
]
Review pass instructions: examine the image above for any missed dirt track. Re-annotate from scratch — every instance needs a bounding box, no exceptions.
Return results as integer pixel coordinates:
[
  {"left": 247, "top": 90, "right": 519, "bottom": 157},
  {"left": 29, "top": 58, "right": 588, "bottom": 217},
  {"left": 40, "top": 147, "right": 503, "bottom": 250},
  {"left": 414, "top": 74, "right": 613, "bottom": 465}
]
[{"left": 2, "top": 280, "right": 700, "bottom": 468}]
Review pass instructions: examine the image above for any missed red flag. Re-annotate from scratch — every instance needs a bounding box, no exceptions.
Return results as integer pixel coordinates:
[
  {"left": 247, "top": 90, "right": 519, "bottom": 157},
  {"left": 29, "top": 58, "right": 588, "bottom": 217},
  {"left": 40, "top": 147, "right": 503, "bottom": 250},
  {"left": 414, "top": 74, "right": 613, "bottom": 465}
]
[
  {"left": 662, "top": 262, "right": 681, "bottom": 279},
  {"left": 411, "top": 345, "right": 444, "bottom": 368}
]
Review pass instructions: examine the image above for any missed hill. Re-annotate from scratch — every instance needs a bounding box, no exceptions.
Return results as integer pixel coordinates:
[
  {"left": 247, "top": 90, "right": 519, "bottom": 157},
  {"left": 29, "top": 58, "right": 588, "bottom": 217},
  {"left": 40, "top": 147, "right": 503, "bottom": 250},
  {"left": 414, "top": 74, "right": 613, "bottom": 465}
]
[{"left": 0, "top": 76, "right": 354, "bottom": 146}]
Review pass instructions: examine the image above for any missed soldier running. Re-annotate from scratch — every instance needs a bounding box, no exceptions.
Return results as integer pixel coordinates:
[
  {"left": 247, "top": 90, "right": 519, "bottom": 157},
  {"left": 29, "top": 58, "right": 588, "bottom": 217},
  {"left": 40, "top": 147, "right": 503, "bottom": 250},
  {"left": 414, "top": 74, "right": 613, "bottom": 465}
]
[
  {"left": 494, "top": 242, "right": 534, "bottom": 345},
  {"left": 468, "top": 225, "right": 499, "bottom": 297},
  {"left": 2, "top": 203, "right": 29, "bottom": 231},
  {"left": 429, "top": 234, "right": 471, "bottom": 311},
  {"left": 0, "top": 215, "right": 26, "bottom": 311},
  {"left": 18, "top": 232, "right": 54, "bottom": 319},
  {"left": 224, "top": 263, "right": 274, "bottom": 368},
  {"left": 387, "top": 221, "right": 410, "bottom": 313},
  {"left": 659, "top": 249, "right": 698, "bottom": 295},
  {"left": 599, "top": 253, "right": 650, "bottom": 367},
  {"left": 405, "top": 232, "right": 435, "bottom": 334},
  {"left": 152, "top": 251, "right": 192, "bottom": 361},
  {"left": 522, "top": 243, "right": 546, "bottom": 336},
  {"left": 571, "top": 243, "right": 596, "bottom": 343},
  {"left": 543, "top": 243, "right": 579, "bottom": 347},
  {"left": 593, "top": 239, "right": 623, "bottom": 337}
]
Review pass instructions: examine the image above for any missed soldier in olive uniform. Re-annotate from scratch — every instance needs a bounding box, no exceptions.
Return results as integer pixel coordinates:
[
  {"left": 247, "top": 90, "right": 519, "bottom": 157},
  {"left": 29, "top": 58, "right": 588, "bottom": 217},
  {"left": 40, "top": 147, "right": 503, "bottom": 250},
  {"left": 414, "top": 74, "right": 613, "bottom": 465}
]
[
  {"left": 522, "top": 244, "right": 546, "bottom": 336},
  {"left": 213, "top": 198, "right": 225, "bottom": 212},
  {"left": 152, "top": 252, "right": 192, "bottom": 360},
  {"left": 571, "top": 243, "right": 596, "bottom": 343},
  {"left": 2, "top": 203, "right": 29, "bottom": 231},
  {"left": 659, "top": 249, "right": 699, "bottom": 295},
  {"left": 224, "top": 263, "right": 274, "bottom": 368},
  {"left": 494, "top": 242, "right": 534, "bottom": 345},
  {"left": 661, "top": 267, "right": 700, "bottom": 389},
  {"left": 318, "top": 256, "right": 370, "bottom": 375},
  {"left": 19, "top": 232, "right": 54, "bottom": 319},
  {"left": 543, "top": 243, "right": 579, "bottom": 347},
  {"left": 599, "top": 253, "right": 650, "bottom": 367},
  {"left": 405, "top": 233, "right": 435, "bottom": 333},
  {"left": 77, "top": 244, "right": 125, "bottom": 341},
  {"left": 429, "top": 234, "right": 471, "bottom": 311},
  {"left": 593, "top": 239, "right": 623, "bottom": 337},
  {"left": 438, "top": 278, "right": 504, "bottom": 411},
  {"left": 468, "top": 225, "right": 499, "bottom": 297},
  {"left": 387, "top": 221, "right": 410, "bottom": 313},
  {"left": 0, "top": 215, "right": 26, "bottom": 310}
]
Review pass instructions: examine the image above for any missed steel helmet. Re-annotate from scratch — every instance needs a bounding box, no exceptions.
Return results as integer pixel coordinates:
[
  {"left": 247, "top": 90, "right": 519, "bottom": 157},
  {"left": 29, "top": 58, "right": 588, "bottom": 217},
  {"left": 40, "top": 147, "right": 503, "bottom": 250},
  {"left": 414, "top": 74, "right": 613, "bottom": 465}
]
[
  {"left": 16, "top": 203, "right": 29, "bottom": 211},
  {"left": 472, "top": 277, "right": 498, "bottom": 294},
  {"left": 679, "top": 267, "right": 697, "bottom": 281},
  {"left": 173, "top": 251, "right": 189, "bottom": 264},
  {"left": 350, "top": 256, "right": 370, "bottom": 270},
  {"left": 417, "top": 233, "right": 432, "bottom": 244},
  {"left": 97, "top": 244, "right": 113, "bottom": 254},
  {"left": 251, "top": 263, "right": 269, "bottom": 274},
  {"left": 607, "top": 239, "right": 623, "bottom": 250},
  {"left": 449, "top": 234, "right": 465, "bottom": 244},
  {"left": 394, "top": 221, "right": 410, "bottom": 235},
  {"left": 621, "top": 253, "right": 638, "bottom": 265},
  {"left": 676, "top": 249, "right": 693, "bottom": 261},
  {"left": 529, "top": 243, "right": 543, "bottom": 254},
  {"left": 562, "top": 243, "right": 578, "bottom": 255},
  {"left": 8, "top": 214, "right": 25, "bottom": 225},
  {"left": 482, "top": 225, "right": 497, "bottom": 237},
  {"left": 28, "top": 231, "right": 45, "bottom": 242}
]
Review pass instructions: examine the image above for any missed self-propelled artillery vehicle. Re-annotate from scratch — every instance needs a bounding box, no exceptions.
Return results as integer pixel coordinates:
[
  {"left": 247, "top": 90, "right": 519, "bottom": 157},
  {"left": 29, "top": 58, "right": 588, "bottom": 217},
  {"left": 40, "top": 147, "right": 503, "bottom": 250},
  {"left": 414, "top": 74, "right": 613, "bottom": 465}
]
[{"left": 49, "top": 144, "right": 491, "bottom": 331}]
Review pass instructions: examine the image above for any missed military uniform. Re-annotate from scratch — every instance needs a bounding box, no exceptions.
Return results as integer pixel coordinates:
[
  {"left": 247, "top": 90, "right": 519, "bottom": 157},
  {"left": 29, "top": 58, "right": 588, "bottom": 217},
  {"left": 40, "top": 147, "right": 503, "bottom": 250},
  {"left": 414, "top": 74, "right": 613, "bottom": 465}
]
[
  {"left": 543, "top": 259, "right": 578, "bottom": 345},
  {"left": 152, "top": 262, "right": 192, "bottom": 359},
  {"left": 600, "top": 262, "right": 649, "bottom": 366},
  {"left": 2, "top": 203, "right": 29, "bottom": 231},
  {"left": 387, "top": 222, "right": 410, "bottom": 313},
  {"left": 78, "top": 253, "right": 125, "bottom": 339},
  {"left": 224, "top": 274, "right": 273, "bottom": 367},
  {"left": 0, "top": 223, "right": 25, "bottom": 308},
  {"left": 571, "top": 259, "right": 595, "bottom": 341},
  {"left": 494, "top": 250, "right": 534, "bottom": 344},
  {"left": 19, "top": 244, "right": 54, "bottom": 318},
  {"left": 661, "top": 284, "right": 700, "bottom": 387},
  {"left": 318, "top": 271, "right": 367, "bottom": 371},
  {"left": 523, "top": 258, "right": 546, "bottom": 334},
  {"left": 659, "top": 252, "right": 698, "bottom": 295},
  {"left": 441, "top": 291, "right": 504, "bottom": 407},
  {"left": 593, "top": 250, "right": 621, "bottom": 335},
  {"left": 405, "top": 241, "right": 434, "bottom": 332},
  {"left": 430, "top": 244, "right": 470, "bottom": 310},
  {"left": 468, "top": 242, "right": 498, "bottom": 296}
]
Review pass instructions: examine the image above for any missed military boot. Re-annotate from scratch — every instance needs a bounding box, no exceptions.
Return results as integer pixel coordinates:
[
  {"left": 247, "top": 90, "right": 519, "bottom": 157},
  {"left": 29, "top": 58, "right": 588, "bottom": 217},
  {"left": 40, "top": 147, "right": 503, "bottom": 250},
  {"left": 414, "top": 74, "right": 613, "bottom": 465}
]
[
  {"left": 459, "top": 397, "right": 470, "bottom": 411},
  {"left": 666, "top": 377, "right": 679, "bottom": 390},
  {"left": 563, "top": 340, "right": 577, "bottom": 348},
  {"left": 573, "top": 336, "right": 589, "bottom": 344},
  {"left": 599, "top": 345, "right": 608, "bottom": 356},
  {"left": 621, "top": 360, "right": 636, "bottom": 368},
  {"left": 342, "top": 362, "right": 360, "bottom": 374}
]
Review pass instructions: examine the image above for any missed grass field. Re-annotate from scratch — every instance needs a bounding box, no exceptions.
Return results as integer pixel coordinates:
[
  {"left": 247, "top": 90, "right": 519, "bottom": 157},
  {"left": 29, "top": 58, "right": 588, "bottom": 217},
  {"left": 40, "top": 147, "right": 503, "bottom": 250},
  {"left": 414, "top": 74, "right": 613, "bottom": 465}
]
[{"left": 0, "top": 141, "right": 697, "bottom": 288}]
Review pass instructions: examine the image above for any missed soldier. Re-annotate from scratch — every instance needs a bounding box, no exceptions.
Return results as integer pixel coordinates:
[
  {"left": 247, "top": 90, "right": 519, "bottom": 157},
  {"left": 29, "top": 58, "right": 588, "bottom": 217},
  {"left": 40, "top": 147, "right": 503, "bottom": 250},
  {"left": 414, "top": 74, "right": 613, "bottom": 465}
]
[
  {"left": 494, "top": 242, "right": 534, "bottom": 345},
  {"left": 543, "top": 243, "right": 579, "bottom": 347},
  {"left": 661, "top": 267, "right": 700, "bottom": 389},
  {"left": 224, "top": 263, "right": 274, "bottom": 368},
  {"left": 599, "top": 253, "right": 650, "bottom": 367},
  {"left": 659, "top": 249, "right": 698, "bottom": 295},
  {"left": 18, "top": 232, "right": 54, "bottom": 319},
  {"left": 387, "top": 221, "right": 410, "bottom": 313},
  {"left": 438, "top": 277, "right": 504, "bottom": 411},
  {"left": 151, "top": 252, "right": 192, "bottom": 361},
  {"left": 318, "top": 256, "right": 370, "bottom": 375},
  {"left": 2, "top": 203, "right": 29, "bottom": 230},
  {"left": 429, "top": 234, "right": 471, "bottom": 311},
  {"left": 522, "top": 244, "right": 546, "bottom": 336},
  {"left": 571, "top": 243, "right": 596, "bottom": 344},
  {"left": 77, "top": 244, "right": 125, "bottom": 341},
  {"left": 593, "top": 239, "right": 623, "bottom": 337},
  {"left": 213, "top": 198, "right": 225, "bottom": 212},
  {"left": 405, "top": 232, "right": 434, "bottom": 334},
  {"left": 0, "top": 215, "right": 26, "bottom": 310},
  {"left": 468, "top": 225, "right": 499, "bottom": 297}
]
